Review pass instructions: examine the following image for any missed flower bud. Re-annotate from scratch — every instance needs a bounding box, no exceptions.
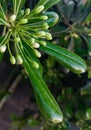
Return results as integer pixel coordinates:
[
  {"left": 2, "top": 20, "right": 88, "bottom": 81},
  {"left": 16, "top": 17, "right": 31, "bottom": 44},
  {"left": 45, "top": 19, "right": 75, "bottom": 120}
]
[
  {"left": 34, "top": 5, "right": 44, "bottom": 14},
  {"left": 34, "top": 49, "right": 41, "bottom": 58},
  {"left": 72, "top": 33, "right": 79, "bottom": 38},
  {"left": 36, "top": 31, "right": 45, "bottom": 37},
  {"left": 25, "top": 8, "right": 30, "bottom": 15},
  {"left": 40, "top": 15, "right": 48, "bottom": 20},
  {"left": 9, "top": 14, "right": 16, "bottom": 22},
  {"left": 30, "top": 38, "right": 35, "bottom": 44},
  {"left": 64, "top": 35, "right": 69, "bottom": 41},
  {"left": 14, "top": 37, "right": 20, "bottom": 43},
  {"left": 45, "top": 33, "right": 52, "bottom": 40},
  {"left": 10, "top": 56, "right": 16, "bottom": 65},
  {"left": 39, "top": 41, "right": 46, "bottom": 46},
  {"left": 32, "top": 61, "right": 39, "bottom": 68},
  {"left": 16, "top": 55, "right": 23, "bottom": 65},
  {"left": 0, "top": 45, "right": 7, "bottom": 53},
  {"left": 33, "top": 42, "right": 40, "bottom": 48},
  {"left": 42, "top": 23, "right": 49, "bottom": 29},
  {"left": 19, "top": 18, "right": 28, "bottom": 24}
]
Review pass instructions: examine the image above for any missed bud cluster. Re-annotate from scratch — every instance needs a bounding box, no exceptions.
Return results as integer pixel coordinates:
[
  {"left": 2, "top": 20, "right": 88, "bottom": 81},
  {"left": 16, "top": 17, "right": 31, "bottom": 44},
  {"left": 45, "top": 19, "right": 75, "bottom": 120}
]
[{"left": 0, "top": 4, "right": 54, "bottom": 69}]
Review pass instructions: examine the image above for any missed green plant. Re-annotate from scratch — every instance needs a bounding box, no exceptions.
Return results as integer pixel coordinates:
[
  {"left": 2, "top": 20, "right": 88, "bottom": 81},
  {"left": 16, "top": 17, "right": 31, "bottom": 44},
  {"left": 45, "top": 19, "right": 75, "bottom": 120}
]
[{"left": 0, "top": 0, "right": 87, "bottom": 124}]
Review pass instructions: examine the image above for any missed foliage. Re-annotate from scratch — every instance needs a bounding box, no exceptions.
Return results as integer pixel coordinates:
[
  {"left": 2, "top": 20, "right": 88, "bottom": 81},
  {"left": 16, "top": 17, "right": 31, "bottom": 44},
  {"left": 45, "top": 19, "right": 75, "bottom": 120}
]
[{"left": 0, "top": 0, "right": 90, "bottom": 129}]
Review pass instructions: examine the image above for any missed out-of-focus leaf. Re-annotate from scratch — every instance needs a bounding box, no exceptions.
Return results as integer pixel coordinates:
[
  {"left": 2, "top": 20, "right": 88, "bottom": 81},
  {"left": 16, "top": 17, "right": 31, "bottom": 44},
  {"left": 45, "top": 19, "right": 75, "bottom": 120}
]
[{"left": 81, "top": 82, "right": 91, "bottom": 95}]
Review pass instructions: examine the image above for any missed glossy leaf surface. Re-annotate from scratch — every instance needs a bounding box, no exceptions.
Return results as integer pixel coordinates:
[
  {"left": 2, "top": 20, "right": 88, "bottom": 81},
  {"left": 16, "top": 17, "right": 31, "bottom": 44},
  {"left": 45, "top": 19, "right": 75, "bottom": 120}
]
[
  {"left": 22, "top": 50, "right": 63, "bottom": 123},
  {"left": 40, "top": 42, "right": 87, "bottom": 74}
]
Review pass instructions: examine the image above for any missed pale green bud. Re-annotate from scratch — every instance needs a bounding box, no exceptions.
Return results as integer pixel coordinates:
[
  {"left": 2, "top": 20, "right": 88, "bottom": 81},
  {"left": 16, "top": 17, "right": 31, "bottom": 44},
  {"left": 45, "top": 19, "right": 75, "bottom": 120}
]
[
  {"left": 36, "top": 31, "right": 45, "bottom": 37},
  {"left": 34, "top": 5, "right": 44, "bottom": 14},
  {"left": 10, "top": 56, "right": 16, "bottom": 65},
  {"left": 34, "top": 49, "right": 41, "bottom": 57},
  {"left": 14, "top": 37, "right": 20, "bottom": 43},
  {"left": 39, "top": 41, "right": 47, "bottom": 46},
  {"left": 45, "top": 32, "right": 52, "bottom": 40},
  {"left": 9, "top": 14, "right": 16, "bottom": 22},
  {"left": 33, "top": 42, "right": 40, "bottom": 48},
  {"left": 30, "top": 38, "right": 35, "bottom": 44},
  {"left": 16, "top": 55, "right": 23, "bottom": 65},
  {"left": 32, "top": 61, "right": 39, "bottom": 68},
  {"left": 42, "top": 23, "right": 49, "bottom": 29},
  {"left": 25, "top": 8, "right": 30, "bottom": 15},
  {"left": 40, "top": 15, "right": 48, "bottom": 20},
  {"left": 19, "top": 18, "right": 28, "bottom": 24},
  {"left": 0, "top": 45, "right": 7, "bottom": 53}
]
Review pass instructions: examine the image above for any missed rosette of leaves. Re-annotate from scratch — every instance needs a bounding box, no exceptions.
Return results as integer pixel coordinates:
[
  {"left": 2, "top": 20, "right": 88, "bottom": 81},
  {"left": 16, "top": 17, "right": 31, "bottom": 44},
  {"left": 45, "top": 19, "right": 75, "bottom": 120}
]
[
  {"left": 0, "top": 0, "right": 87, "bottom": 123},
  {"left": 51, "top": 0, "right": 91, "bottom": 58}
]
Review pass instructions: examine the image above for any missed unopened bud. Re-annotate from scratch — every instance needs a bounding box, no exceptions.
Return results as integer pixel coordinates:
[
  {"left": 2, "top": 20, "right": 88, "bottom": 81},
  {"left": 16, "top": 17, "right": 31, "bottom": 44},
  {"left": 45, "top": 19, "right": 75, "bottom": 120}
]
[
  {"left": 0, "top": 45, "right": 7, "bottom": 53},
  {"left": 25, "top": 8, "right": 30, "bottom": 15},
  {"left": 34, "top": 5, "right": 44, "bottom": 14},
  {"left": 34, "top": 49, "right": 41, "bottom": 57},
  {"left": 45, "top": 33, "right": 52, "bottom": 40},
  {"left": 40, "top": 15, "right": 48, "bottom": 20},
  {"left": 42, "top": 22, "right": 49, "bottom": 29},
  {"left": 36, "top": 31, "right": 45, "bottom": 37},
  {"left": 72, "top": 33, "right": 79, "bottom": 38},
  {"left": 33, "top": 43, "right": 40, "bottom": 48},
  {"left": 19, "top": 18, "right": 28, "bottom": 24},
  {"left": 10, "top": 56, "right": 16, "bottom": 65},
  {"left": 30, "top": 38, "right": 35, "bottom": 44},
  {"left": 9, "top": 14, "right": 16, "bottom": 22},
  {"left": 64, "top": 35, "right": 69, "bottom": 41},
  {"left": 16, "top": 55, "right": 23, "bottom": 65},
  {"left": 14, "top": 37, "right": 20, "bottom": 43},
  {"left": 39, "top": 41, "right": 46, "bottom": 46},
  {"left": 32, "top": 61, "right": 39, "bottom": 68}
]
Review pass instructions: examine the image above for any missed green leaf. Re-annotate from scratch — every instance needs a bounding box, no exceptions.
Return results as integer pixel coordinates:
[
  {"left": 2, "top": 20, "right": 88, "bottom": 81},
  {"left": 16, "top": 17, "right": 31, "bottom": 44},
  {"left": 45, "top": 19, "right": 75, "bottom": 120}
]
[
  {"left": 22, "top": 52, "right": 63, "bottom": 123},
  {"left": 81, "top": 81, "right": 91, "bottom": 95},
  {"left": 40, "top": 42, "right": 87, "bottom": 74},
  {"left": 13, "top": 0, "right": 26, "bottom": 15},
  {"left": 36, "top": 0, "right": 60, "bottom": 10},
  {"left": 82, "top": 36, "right": 91, "bottom": 56},
  {"left": 37, "top": 0, "right": 49, "bottom": 6},
  {"left": 44, "top": 0, "right": 60, "bottom": 10}
]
